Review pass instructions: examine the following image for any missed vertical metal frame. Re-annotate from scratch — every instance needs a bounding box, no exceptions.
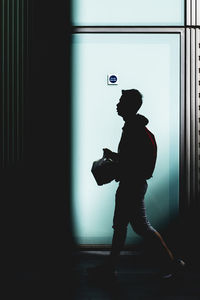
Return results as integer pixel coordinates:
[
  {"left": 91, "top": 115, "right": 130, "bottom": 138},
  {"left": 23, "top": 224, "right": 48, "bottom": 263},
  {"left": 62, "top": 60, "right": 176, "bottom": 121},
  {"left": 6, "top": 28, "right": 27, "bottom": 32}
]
[
  {"left": 185, "top": 28, "right": 191, "bottom": 208},
  {"left": 185, "top": 27, "right": 200, "bottom": 208},
  {"left": 174, "top": 30, "right": 184, "bottom": 213},
  {"left": 1, "top": 0, "right": 29, "bottom": 168},
  {"left": 185, "top": 0, "right": 200, "bottom": 208},
  {"left": 195, "top": 29, "right": 200, "bottom": 199},
  {"left": 186, "top": 0, "right": 200, "bottom": 26},
  {"left": 190, "top": 28, "right": 196, "bottom": 201},
  {"left": 197, "top": 31, "right": 200, "bottom": 196},
  {"left": 197, "top": 0, "right": 200, "bottom": 26}
]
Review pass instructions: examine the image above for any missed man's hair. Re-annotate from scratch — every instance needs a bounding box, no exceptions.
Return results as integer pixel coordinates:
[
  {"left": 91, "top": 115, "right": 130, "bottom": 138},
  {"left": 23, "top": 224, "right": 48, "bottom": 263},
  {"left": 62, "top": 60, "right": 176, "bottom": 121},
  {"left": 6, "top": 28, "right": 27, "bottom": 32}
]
[{"left": 122, "top": 89, "right": 143, "bottom": 113}]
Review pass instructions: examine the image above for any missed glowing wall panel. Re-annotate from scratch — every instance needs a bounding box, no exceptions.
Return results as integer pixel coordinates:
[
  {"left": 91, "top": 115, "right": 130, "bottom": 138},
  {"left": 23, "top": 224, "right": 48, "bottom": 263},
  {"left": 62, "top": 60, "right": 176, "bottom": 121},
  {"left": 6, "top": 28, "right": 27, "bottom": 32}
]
[
  {"left": 72, "top": 34, "right": 180, "bottom": 244},
  {"left": 72, "top": 0, "right": 184, "bottom": 26}
]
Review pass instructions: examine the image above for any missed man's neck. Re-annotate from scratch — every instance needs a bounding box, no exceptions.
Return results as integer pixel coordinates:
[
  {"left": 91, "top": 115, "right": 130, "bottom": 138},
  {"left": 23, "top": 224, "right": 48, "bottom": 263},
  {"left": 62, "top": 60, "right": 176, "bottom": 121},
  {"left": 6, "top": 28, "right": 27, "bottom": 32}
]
[{"left": 123, "top": 114, "right": 137, "bottom": 122}]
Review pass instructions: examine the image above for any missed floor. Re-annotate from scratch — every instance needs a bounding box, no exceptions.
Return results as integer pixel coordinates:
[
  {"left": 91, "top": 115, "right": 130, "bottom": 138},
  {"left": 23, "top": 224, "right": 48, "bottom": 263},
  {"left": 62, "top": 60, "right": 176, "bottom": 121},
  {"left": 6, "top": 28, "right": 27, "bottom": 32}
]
[{"left": 70, "top": 250, "right": 200, "bottom": 300}]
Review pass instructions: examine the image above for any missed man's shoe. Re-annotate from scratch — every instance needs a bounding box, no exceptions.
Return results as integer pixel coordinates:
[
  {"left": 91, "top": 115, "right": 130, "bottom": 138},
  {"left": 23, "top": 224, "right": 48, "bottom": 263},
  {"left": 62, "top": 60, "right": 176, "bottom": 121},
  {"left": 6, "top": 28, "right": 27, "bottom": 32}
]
[
  {"left": 160, "top": 258, "right": 186, "bottom": 280},
  {"left": 173, "top": 259, "right": 186, "bottom": 271}
]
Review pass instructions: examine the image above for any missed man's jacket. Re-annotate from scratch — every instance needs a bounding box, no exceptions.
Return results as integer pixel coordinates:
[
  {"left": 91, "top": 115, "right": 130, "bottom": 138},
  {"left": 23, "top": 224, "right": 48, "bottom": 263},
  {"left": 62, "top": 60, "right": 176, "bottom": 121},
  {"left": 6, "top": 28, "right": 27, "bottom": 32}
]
[{"left": 111, "top": 114, "right": 157, "bottom": 182}]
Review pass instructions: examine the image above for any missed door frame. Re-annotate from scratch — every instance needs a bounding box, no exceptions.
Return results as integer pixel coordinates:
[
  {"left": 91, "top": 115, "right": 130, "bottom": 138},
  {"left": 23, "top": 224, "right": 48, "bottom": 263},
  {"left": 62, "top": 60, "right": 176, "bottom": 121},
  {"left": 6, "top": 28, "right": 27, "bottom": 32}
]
[{"left": 71, "top": 27, "right": 187, "bottom": 220}]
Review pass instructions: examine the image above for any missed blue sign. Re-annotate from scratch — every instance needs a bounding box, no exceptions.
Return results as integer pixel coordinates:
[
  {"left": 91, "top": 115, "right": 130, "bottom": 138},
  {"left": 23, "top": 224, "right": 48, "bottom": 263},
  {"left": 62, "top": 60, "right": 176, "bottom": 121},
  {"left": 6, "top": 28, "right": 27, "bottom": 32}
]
[{"left": 109, "top": 75, "right": 117, "bottom": 83}]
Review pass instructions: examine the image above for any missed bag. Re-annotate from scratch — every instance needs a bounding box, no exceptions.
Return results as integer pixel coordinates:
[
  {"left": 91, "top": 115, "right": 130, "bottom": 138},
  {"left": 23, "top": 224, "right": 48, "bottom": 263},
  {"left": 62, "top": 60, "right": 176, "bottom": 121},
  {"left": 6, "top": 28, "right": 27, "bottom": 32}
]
[
  {"left": 91, "top": 156, "right": 117, "bottom": 186},
  {"left": 144, "top": 127, "right": 157, "bottom": 179}
]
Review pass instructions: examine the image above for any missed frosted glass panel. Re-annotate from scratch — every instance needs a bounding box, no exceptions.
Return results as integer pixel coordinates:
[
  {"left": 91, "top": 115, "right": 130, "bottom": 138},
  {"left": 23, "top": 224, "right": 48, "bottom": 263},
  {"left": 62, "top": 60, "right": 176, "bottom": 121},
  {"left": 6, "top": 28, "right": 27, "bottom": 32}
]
[
  {"left": 72, "top": 0, "right": 184, "bottom": 26},
  {"left": 72, "top": 34, "right": 180, "bottom": 244}
]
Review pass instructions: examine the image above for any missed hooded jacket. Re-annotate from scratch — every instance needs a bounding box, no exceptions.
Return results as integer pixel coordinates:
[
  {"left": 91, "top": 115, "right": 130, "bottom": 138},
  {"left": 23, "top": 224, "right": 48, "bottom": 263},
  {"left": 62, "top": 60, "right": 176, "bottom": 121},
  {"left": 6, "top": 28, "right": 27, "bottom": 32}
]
[{"left": 113, "top": 114, "right": 157, "bottom": 182}]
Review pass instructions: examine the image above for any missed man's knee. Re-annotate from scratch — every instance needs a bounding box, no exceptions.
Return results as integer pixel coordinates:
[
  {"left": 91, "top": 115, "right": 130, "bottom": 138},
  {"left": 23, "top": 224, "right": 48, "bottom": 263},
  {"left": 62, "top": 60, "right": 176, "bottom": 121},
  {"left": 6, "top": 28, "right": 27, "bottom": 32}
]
[
  {"left": 112, "top": 223, "right": 128, "bottom": 233},
  {"left": 131, "top": 222, "right": 155, "bottom": 238}
]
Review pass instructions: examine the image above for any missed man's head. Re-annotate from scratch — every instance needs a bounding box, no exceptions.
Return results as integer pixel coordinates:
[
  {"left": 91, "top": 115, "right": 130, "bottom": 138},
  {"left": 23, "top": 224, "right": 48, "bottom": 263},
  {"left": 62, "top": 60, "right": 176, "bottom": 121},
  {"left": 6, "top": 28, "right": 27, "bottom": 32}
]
[{"left": 116, "top": 89, "right": 143, "bottom": 119}]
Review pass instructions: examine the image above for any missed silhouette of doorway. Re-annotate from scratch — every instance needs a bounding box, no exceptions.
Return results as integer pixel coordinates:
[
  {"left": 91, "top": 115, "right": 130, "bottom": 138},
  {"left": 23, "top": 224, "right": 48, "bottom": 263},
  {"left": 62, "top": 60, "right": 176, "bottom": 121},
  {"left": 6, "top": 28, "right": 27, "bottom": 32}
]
[{"left": 71, "top": 32, "right": 182, "bottom": 246}]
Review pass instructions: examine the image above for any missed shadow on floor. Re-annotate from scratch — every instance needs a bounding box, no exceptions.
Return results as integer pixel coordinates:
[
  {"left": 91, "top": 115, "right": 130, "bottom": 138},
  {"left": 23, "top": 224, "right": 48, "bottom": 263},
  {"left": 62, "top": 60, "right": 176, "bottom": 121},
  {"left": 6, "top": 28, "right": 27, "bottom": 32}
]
[{"left": 71, "top": 250, "right": 200, "bottom": 300}]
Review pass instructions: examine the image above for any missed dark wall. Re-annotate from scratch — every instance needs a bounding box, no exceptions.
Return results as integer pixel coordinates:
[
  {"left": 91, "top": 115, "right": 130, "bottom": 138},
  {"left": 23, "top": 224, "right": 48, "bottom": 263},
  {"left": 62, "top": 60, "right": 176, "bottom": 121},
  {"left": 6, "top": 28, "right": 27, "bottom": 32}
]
[
  {"left": 27, "top": 0, "right": 73, "bottom": 277},
  {"left": 2, "top": 0, "right": 74, "bottom": 279}
]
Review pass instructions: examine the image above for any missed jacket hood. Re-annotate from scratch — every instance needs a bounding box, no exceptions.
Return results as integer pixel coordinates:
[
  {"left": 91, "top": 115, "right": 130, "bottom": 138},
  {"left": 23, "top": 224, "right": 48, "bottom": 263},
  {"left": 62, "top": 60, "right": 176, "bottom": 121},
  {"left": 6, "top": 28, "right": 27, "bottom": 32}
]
[
  {"left": 123, "top": 114, "right": 149, "bottom": 130},
  {"left": 135, "top": 114, "right": 149, "bottom": 126}
]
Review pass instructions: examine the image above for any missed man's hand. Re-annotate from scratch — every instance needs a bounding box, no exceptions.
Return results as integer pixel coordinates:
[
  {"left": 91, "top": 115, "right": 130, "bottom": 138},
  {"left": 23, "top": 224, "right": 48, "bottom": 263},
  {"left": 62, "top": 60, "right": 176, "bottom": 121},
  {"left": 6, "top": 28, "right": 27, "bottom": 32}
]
[{"left": 103, "top": 148, "right": 113, "bottom": 159}]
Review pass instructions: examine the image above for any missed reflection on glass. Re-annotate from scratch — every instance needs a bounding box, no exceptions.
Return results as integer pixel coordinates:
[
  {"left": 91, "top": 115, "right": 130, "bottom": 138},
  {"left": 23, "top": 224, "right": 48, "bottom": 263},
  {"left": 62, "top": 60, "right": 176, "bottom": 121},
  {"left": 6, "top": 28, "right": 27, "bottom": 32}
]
[
  {"left": 72, "top": 34, "right": 180, "bottom": 244},
  {"left": 72, "top": 0, "right": 184, "bottom": 26}
]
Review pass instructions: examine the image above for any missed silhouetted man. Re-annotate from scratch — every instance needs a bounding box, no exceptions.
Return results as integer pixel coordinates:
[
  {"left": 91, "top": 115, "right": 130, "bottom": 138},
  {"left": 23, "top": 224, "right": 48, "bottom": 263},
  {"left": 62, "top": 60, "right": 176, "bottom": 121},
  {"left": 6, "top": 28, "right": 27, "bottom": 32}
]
[{"left": 88, "top": 89, "right": 185, "bottom": 281}]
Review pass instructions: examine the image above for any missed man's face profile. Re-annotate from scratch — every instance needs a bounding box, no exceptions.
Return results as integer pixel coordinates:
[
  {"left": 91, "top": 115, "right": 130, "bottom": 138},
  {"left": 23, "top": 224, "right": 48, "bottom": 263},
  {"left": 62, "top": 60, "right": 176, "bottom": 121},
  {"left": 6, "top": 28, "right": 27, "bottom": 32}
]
[{"left": 116, "top": 96, "right": 127, "bottom": 117}]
